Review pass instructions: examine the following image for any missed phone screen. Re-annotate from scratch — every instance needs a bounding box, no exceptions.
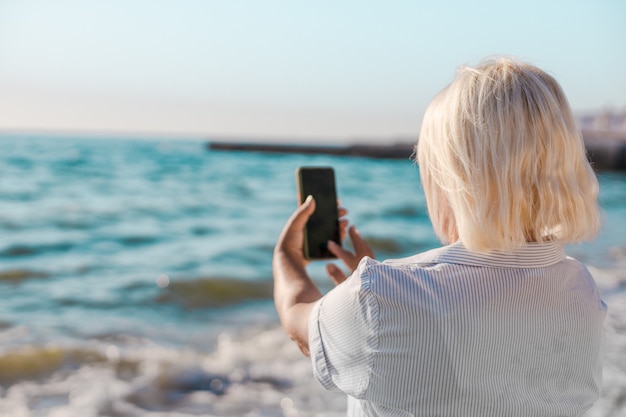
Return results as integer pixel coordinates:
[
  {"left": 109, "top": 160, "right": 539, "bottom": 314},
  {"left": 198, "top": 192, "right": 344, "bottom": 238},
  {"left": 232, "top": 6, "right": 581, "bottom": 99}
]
[{"left": 296, "top": 167, "right": 341, "bottom": 260}]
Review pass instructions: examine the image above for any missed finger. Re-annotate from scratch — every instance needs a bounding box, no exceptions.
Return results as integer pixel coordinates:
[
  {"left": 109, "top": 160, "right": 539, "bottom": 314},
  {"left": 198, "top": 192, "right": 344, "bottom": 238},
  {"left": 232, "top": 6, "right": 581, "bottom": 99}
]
[
  {"left": 326, "top": 263, "right": 348, "bottom": 285},
  {"left": 337, "top": 207, "right": 348, "bottom": 218},
  {"left": 327, "top": 240, "right": 357, "bottom": 268},
  {"left": 349, "top": 226, "right": 375, "bottom": 258},
  {"left": 339, "top": 219, "right": 349, "bottom": 241}
]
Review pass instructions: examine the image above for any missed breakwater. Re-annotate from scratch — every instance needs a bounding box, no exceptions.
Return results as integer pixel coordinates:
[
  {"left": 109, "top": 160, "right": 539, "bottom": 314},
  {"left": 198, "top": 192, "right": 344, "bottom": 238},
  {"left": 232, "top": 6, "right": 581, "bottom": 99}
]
[
  {"left": 208, "top": 141, "right": 414, "bottom": 159},
  {"left": 208, "top": 130, "right": 626, "bottom": 171}
]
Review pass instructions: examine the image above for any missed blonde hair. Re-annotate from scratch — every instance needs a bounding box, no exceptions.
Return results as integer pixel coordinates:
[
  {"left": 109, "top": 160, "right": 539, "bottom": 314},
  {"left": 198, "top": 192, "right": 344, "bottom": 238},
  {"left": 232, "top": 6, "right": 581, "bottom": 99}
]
[{"left": 416, "top": 57, "right": 600, "bottom": 252}]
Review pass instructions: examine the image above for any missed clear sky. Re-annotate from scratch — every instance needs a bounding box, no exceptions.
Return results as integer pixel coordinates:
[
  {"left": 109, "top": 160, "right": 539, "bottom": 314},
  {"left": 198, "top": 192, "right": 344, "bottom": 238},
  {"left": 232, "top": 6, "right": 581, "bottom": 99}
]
[{"left": 0, "top": 0, "right": 625, "bottom": 142}]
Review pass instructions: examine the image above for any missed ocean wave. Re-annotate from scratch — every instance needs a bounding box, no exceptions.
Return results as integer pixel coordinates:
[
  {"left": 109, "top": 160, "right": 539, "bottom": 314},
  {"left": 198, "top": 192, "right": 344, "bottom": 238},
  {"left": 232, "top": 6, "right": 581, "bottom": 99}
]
[
  {"left": 117, "top": 235, "right": 160, "bottom": 246},
  {"left": 213, "top": 244, "right": 274, "bottom": 267},
  {"left": 155, "top": 277, "right": 273, "bottom": 309},
  {"left": 190, "top": 225, "right": 217, "bottom": 236},
  {"left": 55, "top": 298, "right": 133, "bottom": 310},
  {"left": 590, "top": 267, "right": 626, "bottom": 296},
  {"left": 0, "top": 219, "right": 22, "bottom": 231},
  {"left": 0, "top": 269, "right": 49, "bottom": 284},
  {"left": 52, "top": 219, "right": 95, "bottom": 230},
  {"left": 0, "top": 345, "right": 130, "bottom": 384},
  {"left": 1, "top": 317, "right": 624, "bottom": 416},
  {"left": 0, "top": 191, "right": 38, "bottom": 202},
  {"left": 608, "top": 244, "right": 626, "bottom": 262},
  {"left": 0, "top": 327, "right": 346, "bottom": 416},
  {"left": 381, "top": 204, "right": 426, "bottom": 218},
  {"left": 0, "top": 241, "right": 76, "bottom": 258},
  {"left": 361, "top": 236, "right": 432, "bottom": 256}
]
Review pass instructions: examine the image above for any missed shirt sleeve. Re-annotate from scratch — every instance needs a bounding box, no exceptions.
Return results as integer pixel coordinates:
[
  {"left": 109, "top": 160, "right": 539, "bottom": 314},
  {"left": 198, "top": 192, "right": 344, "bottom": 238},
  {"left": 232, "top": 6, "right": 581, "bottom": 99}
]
[{"left": 308, "top": 257, "right": 379, "bottom": 399}]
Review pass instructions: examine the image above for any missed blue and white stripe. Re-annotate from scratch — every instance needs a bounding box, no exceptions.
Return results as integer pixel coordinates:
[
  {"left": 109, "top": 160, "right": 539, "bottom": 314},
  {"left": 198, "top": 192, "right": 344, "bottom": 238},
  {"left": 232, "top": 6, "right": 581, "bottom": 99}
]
[{"left": 309, "top": 241, "right": 606, "bottom": 417}]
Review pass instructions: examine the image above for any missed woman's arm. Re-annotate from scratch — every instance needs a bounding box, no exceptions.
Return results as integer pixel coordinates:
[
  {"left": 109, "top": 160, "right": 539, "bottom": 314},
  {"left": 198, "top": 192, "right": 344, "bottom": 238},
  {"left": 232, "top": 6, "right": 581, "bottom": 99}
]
[
  {"left": 273, "top": 196, "right": 322, "bottom": 356},
  {"left": 273, "top": 195, "right": 374, "bottom": 356}
]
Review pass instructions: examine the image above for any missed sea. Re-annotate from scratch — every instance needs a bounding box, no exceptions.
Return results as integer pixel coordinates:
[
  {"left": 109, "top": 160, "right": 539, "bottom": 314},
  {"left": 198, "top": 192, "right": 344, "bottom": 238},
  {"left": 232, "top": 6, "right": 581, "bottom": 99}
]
[{"left": 0, "top": 134, "right": 624, "bottom": 417}]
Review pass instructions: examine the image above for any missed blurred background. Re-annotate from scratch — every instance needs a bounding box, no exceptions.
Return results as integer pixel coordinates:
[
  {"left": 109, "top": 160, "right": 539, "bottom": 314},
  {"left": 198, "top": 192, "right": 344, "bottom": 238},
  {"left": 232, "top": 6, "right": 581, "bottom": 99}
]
[
  {"left": 1, "top": 0, "right": 625, "bottom": 140},
  {"left": 0, "top": 1, "right": 625, "bottom": 416}
]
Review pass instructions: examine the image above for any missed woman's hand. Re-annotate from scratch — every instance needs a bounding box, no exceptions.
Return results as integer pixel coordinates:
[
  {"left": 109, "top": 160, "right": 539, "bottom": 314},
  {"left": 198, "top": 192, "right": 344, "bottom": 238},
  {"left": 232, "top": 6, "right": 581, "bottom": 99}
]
[
  {"left": 274, "top": 196, "right": 349, "bottom": 268},
  {"left": 272, "top": 196, "right": 351, "bottom": 356},
  {"left": 326, "top": 225, "right": 375, "bottom": 285}
]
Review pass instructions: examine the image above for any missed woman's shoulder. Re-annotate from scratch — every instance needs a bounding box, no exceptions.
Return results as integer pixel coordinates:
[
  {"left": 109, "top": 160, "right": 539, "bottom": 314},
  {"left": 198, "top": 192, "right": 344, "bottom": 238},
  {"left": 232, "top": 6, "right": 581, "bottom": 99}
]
[
  {"left": 350, "top": 245, "right": 453, "bottom": 289},
  {"left": 347, "top": 245, "right": 457, "bottom": 287},
  {"left": 380, "top": 244, "right": 454, "bottom": 268}
]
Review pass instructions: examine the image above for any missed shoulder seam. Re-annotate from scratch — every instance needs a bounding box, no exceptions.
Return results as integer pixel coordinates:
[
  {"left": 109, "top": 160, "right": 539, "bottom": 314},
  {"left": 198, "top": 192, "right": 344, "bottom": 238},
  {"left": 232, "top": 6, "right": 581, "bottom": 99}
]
[{"left": 358, "top": 258, "right": 379, "bottom": 400}]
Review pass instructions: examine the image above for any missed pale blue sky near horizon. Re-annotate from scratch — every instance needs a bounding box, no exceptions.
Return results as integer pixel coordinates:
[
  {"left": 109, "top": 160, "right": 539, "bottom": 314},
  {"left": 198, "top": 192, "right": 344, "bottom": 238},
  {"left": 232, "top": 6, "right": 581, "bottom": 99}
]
[{"left": 0, "top": 0, "right": 625, "bottom": 142}]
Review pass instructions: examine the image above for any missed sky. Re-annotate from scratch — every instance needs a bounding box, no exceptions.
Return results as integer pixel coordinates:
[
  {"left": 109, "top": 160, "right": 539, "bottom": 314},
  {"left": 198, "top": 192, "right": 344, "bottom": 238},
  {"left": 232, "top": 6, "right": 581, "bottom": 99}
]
[{"left": 0, "top": 0, "right": 625, "bottom": 143}]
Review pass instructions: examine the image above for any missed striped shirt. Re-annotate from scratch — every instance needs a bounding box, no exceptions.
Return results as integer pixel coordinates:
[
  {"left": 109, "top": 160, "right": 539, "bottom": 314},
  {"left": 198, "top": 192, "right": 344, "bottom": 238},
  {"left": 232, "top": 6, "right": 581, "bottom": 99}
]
[{"left": 309, "top": 241, "right": 606, "bottom": 417}]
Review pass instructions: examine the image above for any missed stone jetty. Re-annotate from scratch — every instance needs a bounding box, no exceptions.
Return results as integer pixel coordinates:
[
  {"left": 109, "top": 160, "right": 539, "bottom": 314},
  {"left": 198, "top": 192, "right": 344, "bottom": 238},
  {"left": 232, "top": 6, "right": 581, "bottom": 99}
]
[{"left": 208, "top": 130, "right": 626, "bottom": 171}]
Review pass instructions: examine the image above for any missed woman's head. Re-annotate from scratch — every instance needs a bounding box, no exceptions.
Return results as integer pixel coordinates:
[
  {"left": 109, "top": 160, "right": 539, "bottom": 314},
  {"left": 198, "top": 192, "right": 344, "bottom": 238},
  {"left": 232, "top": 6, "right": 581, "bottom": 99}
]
[{"left": 417, "top": 57, "right": 600, "bottom": 252}]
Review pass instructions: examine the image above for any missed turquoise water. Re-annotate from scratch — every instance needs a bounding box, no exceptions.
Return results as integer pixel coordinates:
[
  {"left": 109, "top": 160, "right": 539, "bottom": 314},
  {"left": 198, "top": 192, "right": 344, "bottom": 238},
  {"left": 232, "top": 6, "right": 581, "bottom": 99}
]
[{"left": 0, "top": 135, "right": 624, "bottom": 416}]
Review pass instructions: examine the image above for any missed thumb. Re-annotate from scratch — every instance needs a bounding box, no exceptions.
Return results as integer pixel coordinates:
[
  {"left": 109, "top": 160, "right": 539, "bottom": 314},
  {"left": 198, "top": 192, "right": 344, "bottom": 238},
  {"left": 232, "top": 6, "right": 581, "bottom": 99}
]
[{"left": 289, "top": 195, "right": 316, "bottom": 229}]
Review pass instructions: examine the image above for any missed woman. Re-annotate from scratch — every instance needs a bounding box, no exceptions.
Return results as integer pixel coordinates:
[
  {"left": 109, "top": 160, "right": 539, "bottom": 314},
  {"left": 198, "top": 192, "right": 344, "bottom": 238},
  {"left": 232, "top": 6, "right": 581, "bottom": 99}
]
[{"left": 273, "top": 57, "right": 606, "bottom": 416}]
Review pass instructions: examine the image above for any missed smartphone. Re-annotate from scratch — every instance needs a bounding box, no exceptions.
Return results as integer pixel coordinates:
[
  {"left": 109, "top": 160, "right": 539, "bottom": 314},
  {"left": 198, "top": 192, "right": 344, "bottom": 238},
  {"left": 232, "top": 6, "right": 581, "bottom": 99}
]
[{"left": 295, "top": 166, "right": 341, "bottom": 260}]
